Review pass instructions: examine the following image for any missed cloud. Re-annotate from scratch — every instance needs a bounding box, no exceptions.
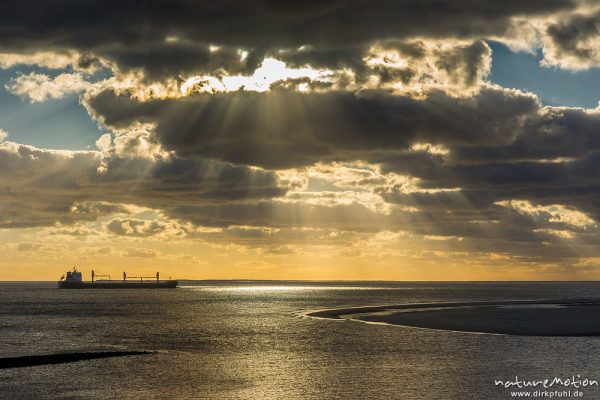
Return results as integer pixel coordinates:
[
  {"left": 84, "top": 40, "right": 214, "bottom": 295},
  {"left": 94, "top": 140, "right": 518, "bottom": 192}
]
[
  {"left": 105, "top": 218, "right": 182, "bottom": 237},
  {"left": 5, "top": 72, "right": 90, "bottom": 103},
  {"left": 377, "top": 153, "right": 600, "bottom": 223},
  {"left": 362, "top": 40, "right": 492, "bottom": 94},
  {"left": 0, "top": 51, "right": 82, "bottom": 70},
  {"left": 17, "top": 242, "right": 44, "bottom": 252},
  {"left": 84, "top": 86, "right": 540, "bottom": 169},
  {"left": 165, "top": 200, "right": 389, "bottom": 232},
  {"left": 123, "top": 247, "right": 159, "bottom": 258},
  {"left": 2, "top": 136, "right": 598, "bottom": 264},
  {"left": 542, "top": 9, "right": 600, "bottom": 70},
  {"left": 2, "top": 0, "right": 600, "bottom": 273},
  {"left": 0, "top": 141, "right": 285, "bottom": 228},
  {"left": 496, "top": 200, "right": 596, "bottom": 229},
  {"left": 79, "top": 79, "right": 600, "bottom": 264},
  {"left": 449, "top": 106, "right": 600, "bottom": 164},
  {"left": 4, "top": 79, "right": 600, "bottom": 265},
  {"left": 0, "top": 0, "right": 578, "bottom": 80},
  {"left": 157, "top": 194, "right": 600, "bottom": 262},
  {"left": 95, "top": 133, "right": 112, "bottom": 152}
]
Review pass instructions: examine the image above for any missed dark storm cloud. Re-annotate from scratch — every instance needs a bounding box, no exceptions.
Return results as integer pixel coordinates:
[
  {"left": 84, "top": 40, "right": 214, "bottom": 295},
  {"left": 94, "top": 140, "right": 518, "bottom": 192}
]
[
  {"left": 101, "top": 42, "right": 257, "bottom": 79},
  {"left": 85, "top": 87, "right": 540, "bottom": 168},
  {"left": 450, "top": 107, "right": 600, "bottom": 163},
  {"left": 361, "top": 99, "right": 600, "bottom": 223},
  {"left": 0, "top": 143, "right": 285, "bottom": 228},
  {"left": 0, "top": 0, "right": 574, "bottom": 77},
  {"left": 376, "top": 150, "right": 600, "bottom": 221},
  {"left": 379, "top": 152, "right": 600, "bottom": 190}
]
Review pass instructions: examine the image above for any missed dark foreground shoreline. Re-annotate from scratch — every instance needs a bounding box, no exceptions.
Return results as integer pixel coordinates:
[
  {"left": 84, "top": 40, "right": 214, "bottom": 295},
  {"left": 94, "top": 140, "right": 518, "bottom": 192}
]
[
  {"left": 0, "top": 351, "right": 152, "bottom": 369},
  {"left": 308, "top": 298, "right": 600, "bottom": 336}
]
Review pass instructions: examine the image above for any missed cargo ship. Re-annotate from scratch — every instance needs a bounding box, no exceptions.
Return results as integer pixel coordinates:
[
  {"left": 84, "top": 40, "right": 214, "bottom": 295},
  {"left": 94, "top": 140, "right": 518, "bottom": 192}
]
[{"left": 58, "top": 267, "right": 178, "bottom": 289}]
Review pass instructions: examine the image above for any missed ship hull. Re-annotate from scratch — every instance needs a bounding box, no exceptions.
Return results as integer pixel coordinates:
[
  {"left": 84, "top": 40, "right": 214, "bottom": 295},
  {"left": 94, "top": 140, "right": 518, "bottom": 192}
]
[{"left": 58, "top": 281, "right": 178, "bottom": 289}]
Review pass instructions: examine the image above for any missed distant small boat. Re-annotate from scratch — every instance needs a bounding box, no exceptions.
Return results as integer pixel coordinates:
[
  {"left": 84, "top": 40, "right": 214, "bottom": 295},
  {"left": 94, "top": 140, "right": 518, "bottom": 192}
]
[{"left": 57, "top": 267, "right": 178, "bottom": 289}]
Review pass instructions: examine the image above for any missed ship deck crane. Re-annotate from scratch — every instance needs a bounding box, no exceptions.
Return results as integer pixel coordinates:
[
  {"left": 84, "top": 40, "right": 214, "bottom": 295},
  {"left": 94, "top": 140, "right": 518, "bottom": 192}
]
[
  {"left": 123, "top": 272, "right": 161, "bottom": 283},
  {"left": 91, "top": 270, "right": 111, "bottom": 283}
]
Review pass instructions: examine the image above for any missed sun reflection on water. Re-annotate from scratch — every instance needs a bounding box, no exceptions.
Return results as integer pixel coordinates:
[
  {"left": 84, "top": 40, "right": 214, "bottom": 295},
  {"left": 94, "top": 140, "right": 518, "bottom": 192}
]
[{"left": 181, "top": 285, "right": 402, "bottom": 292}]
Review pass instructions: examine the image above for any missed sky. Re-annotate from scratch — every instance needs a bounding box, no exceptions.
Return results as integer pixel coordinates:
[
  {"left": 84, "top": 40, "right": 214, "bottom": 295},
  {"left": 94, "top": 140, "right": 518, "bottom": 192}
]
[{"left": 1, "top": 1, "right": 600, "bottom": 281}]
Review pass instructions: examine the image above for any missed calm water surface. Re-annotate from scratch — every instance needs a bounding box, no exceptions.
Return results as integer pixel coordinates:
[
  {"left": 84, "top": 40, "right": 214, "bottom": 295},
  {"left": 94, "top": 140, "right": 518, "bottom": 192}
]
[{"left": 1, "top": 281, "right": 600, "bottom": 399}]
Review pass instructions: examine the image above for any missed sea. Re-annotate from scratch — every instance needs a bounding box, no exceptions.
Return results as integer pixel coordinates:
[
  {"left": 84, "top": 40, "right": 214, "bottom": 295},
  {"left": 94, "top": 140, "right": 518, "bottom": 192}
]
[{"left": 1, "top": 281, "right": 600, "bottom": 400}]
